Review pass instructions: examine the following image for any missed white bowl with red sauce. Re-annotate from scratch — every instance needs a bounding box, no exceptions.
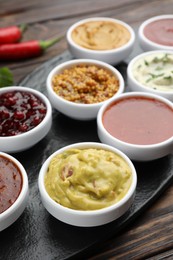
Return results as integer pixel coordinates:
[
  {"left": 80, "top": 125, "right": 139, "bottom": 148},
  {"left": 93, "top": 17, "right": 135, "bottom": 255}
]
[
  {"left": 0, "top": 152, "right": 29, "bottom": 231},
  {"left": 138, "top": 14, "right": 173, "bottom": 51},
  {"left": 0, "top": 86, "right": 52, "bottom": 153},
  {"left": 38, "top": 142, "right": 137, "bottom": 227},
  {"left": 97, "top": 92, "right": 173, "bottom": 161},
  {"left": 46, "top": 59, "right": 124, "bottom": 120},
  {"left": 66, "top": 17, "right": 135, "bottom": 65}
]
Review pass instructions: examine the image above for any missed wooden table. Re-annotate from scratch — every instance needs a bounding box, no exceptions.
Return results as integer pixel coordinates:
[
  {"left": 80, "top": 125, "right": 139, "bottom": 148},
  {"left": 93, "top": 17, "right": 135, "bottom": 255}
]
[{"left": 1, "top": 1, "right": 173, "bottom": 259}]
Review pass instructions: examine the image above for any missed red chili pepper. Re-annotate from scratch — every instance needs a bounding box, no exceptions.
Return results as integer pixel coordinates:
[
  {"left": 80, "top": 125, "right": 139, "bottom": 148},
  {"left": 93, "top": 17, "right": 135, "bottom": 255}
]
[
  {"left": 0, "top": 24, "right": 27, "bottom": 44},
  {"left": 0, "top": 36, "right": 63, "bottom": 60}
]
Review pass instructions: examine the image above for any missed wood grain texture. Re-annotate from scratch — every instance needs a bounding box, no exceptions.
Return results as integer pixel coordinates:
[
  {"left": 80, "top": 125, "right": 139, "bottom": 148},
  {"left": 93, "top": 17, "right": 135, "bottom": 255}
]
[
  {"left": 0, "top": 1, "right": 173, "bottom": 259},
  {"left": 1, "top": 0, "right": 173, "bottom": 83},
  {"left": 86, "top": 186, "right": 173, "bottom": 259}
]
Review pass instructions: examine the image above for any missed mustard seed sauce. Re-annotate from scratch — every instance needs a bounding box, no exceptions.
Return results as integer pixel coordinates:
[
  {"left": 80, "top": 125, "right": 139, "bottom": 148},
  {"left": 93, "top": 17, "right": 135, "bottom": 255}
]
[{"left": 52, "top": 64, "right": 119, "bottom": 104}]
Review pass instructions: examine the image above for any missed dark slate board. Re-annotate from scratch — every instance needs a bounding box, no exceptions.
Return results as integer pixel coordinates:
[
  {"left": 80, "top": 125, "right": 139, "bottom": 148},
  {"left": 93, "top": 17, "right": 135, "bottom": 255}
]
[{"left": 0, "top": 50, "right": 173, "bottom": 260}]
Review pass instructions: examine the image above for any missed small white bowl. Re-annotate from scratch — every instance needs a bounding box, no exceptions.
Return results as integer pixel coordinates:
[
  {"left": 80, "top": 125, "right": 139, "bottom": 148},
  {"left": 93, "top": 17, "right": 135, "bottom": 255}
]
[
  {"left": 0, "top": 152, "right": 29, "bottom": 231},
  {"left": 38, "top": 142, "right": 137, "bottom": 227},
  {"left": 138, "top": 15, "right": 173, "bottom": 51},
  {"left": 97, "top": 92, "right": 173, "bottom": 161},
  {"left": 127, "top": 50, "right": 173, "bottom": 101},
  {"left": 67, "top": 17, "right": 135, "bottom": 65},
  {"left": 0, "top": 86, "right": 52, "bottom": 153},
  {"left": 46, "top": 59, "right": 124, "bottom": 120}
]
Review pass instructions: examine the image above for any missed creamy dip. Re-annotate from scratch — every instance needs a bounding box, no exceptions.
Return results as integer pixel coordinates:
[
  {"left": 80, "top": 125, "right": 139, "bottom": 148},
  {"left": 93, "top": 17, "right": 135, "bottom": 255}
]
[
  {"left": 44, "top": 148, "right": 132, "bottom": 210},
  {"left": 132, "top": 53, "right": 173, "bottom": 92},
  {"left": 71, "top": 20, "right": 131, "bottom": 50}
]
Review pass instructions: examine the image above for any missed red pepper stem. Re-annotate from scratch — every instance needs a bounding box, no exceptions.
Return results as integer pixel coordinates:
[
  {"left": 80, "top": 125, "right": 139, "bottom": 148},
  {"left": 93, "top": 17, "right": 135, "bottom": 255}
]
[
  {"left": 39, "top": 36, "right": 64, "bottom": 51},
  {"left": 19, "top": 24, "right": 27, "bottom": 33}
]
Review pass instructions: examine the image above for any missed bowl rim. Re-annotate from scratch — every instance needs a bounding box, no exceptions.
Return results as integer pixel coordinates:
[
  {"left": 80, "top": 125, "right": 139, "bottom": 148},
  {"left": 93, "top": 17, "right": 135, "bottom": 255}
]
[
  {"left": 0, "top": 152, "right": 28, "bottom": 220},
  {"left": 67, "top": 16, "right": 135, "bottom": 54},
  {"left": 127, "top": 50, "right": 173, "bottom": 95},
  {"left": 0, "top": 86, "right": 52, "bottom": 140},
  {"left": 38, "top": 142, "right": 137, "bottom": 216},
  {"left": 97, "top": 91, "right": 173, "bottom": 148},
  {"left": 138, "top": 14, "right": 173, "bottom": 50},
  {"left": 46, "top": 58, "right": 125, "bottom": 108}
]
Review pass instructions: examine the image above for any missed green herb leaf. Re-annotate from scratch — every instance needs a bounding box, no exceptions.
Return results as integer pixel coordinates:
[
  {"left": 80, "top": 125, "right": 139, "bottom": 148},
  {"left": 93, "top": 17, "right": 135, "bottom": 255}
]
[
  {"left": 144, "top": 59, "right": 149, "bottom": 66},
  {"left": 162, "top": 53, "right": 171, "bottom": 63},
  {"left": 153, "top": 57, "right": 160, "bottom": 63},
  {"left": 146, "top": 77, "right": 152, "bottom": 83},
  {"left": 155, "top": 66, "right": 163, "bottom": 71},
  {"left": 0, "top": 67, "right": 14, "bottom": 88},
  {"left": 149, "top": 72, "right": 164, "bottom": 78},
  {"left": 146, "top": 73, "right": 165, "bottom": 83},
  {"left": 163, "top": 76, "right": 172, "bottom": 80}
]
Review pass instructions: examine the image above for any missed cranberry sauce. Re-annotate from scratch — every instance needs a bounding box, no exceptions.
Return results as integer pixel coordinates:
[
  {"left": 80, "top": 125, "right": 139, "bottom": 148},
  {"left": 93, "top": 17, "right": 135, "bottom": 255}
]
[{"left": 0, "top": 91, "right": 47, "bottom": 136}]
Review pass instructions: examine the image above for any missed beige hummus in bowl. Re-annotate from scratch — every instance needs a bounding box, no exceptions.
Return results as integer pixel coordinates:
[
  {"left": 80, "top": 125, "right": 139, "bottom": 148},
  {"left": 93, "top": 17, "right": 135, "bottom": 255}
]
[
  {"left": 67, "top": 17, "right": 135, "bottom": 65},
  {"left": 71, "top": 20, "right": 131, "bottom": 51}
]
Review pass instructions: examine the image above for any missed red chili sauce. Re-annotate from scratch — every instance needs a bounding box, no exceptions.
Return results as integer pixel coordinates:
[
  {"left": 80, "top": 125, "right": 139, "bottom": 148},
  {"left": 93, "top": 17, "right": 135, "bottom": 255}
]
[
  {"left": 0, "top": 155, "right": 23, "bottom": 214},
  {"left": 0, "top": 91, "right": 47, "bottom": 137},
  {"left": 103, "top": 97, "right": 173, "bottom": 145},
  {"left": 143, "top": 19, "right": 173, "bottom": 46}
]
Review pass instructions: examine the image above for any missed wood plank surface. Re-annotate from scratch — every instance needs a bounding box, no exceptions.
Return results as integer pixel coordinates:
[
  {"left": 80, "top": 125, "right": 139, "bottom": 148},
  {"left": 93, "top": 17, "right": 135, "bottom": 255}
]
[
  {"left": 1, "top": 0, "right": 173, "bottom": 259},
  {"left": 1, "top": 0, "right": 173, "bottom": 84},
  {"left": 87, "top": 186, "right": 173, "bottom": 259}
]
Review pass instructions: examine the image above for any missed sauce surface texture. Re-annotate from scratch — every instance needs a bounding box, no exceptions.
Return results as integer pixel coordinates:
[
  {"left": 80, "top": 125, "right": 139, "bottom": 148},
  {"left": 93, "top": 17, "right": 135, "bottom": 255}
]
[
  {"left": 132, "top": 53, "right": 173, "bottom": 92},
  {"left": 144, "top": 18, "right": 173, "bottom": 46},
  {"left": 0, "top": 155, "right": 23, "bottom": 214},
  {"left": 45, "top": 148, "right": 132, "bottom": 210},
  {"left": 72, "top": 20, "right": 131, "bottom": 50},
  {"left": 52, "top": 64, "right": 119, "bottom": 104},
  {"left": 103, "top": 97, "right": 173, "bottom": 145},
  {"left": 0, "top": 91, "right": 47, "bottom": 136}
]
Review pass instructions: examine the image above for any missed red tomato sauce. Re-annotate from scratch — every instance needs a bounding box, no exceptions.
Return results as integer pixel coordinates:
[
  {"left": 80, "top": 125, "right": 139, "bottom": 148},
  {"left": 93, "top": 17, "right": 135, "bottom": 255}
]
[
  {"left": 0, "top": 155, "right": 23, "bottom": 214},
  {"left": 143, "top": 19, "right": 173, "bottom": 46},
  {"left": 103, "top": 97, "right": 173, "bottom": 145}
]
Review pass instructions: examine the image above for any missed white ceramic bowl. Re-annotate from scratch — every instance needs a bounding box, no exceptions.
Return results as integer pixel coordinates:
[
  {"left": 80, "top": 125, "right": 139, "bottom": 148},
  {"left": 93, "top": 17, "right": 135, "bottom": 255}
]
[
  {"left": 138, "top": 15, "right": 173, "bottom": 51},
  {"left": 0, "top": 86, "right": 52, "bottom": 153},
  {"left": 67, "top": 17, "right": 135, "bottom": 65},
  {"left": 0, "top": 152, "right": 29, "bottom": 231},
  {"left": 97, "top": 92, "right": 173, "bottom": 161},
  {"left": 127, "top": 50, "right": 173, "bottom": 101},
  {"left": 46, "top": 59, "right": 124, "bottom": 120},
  {"left": 38, "top": 142, "right": 137, "bottom": 227}
]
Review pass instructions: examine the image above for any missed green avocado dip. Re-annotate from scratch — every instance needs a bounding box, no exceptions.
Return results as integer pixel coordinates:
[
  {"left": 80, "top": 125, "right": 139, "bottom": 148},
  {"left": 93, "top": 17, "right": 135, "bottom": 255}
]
[
  {"left": 132, "top": 53, "right": 173, "bottom": 92},
  {"left": 44, "top": 148, "right": 132, "bottom": 210}
]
